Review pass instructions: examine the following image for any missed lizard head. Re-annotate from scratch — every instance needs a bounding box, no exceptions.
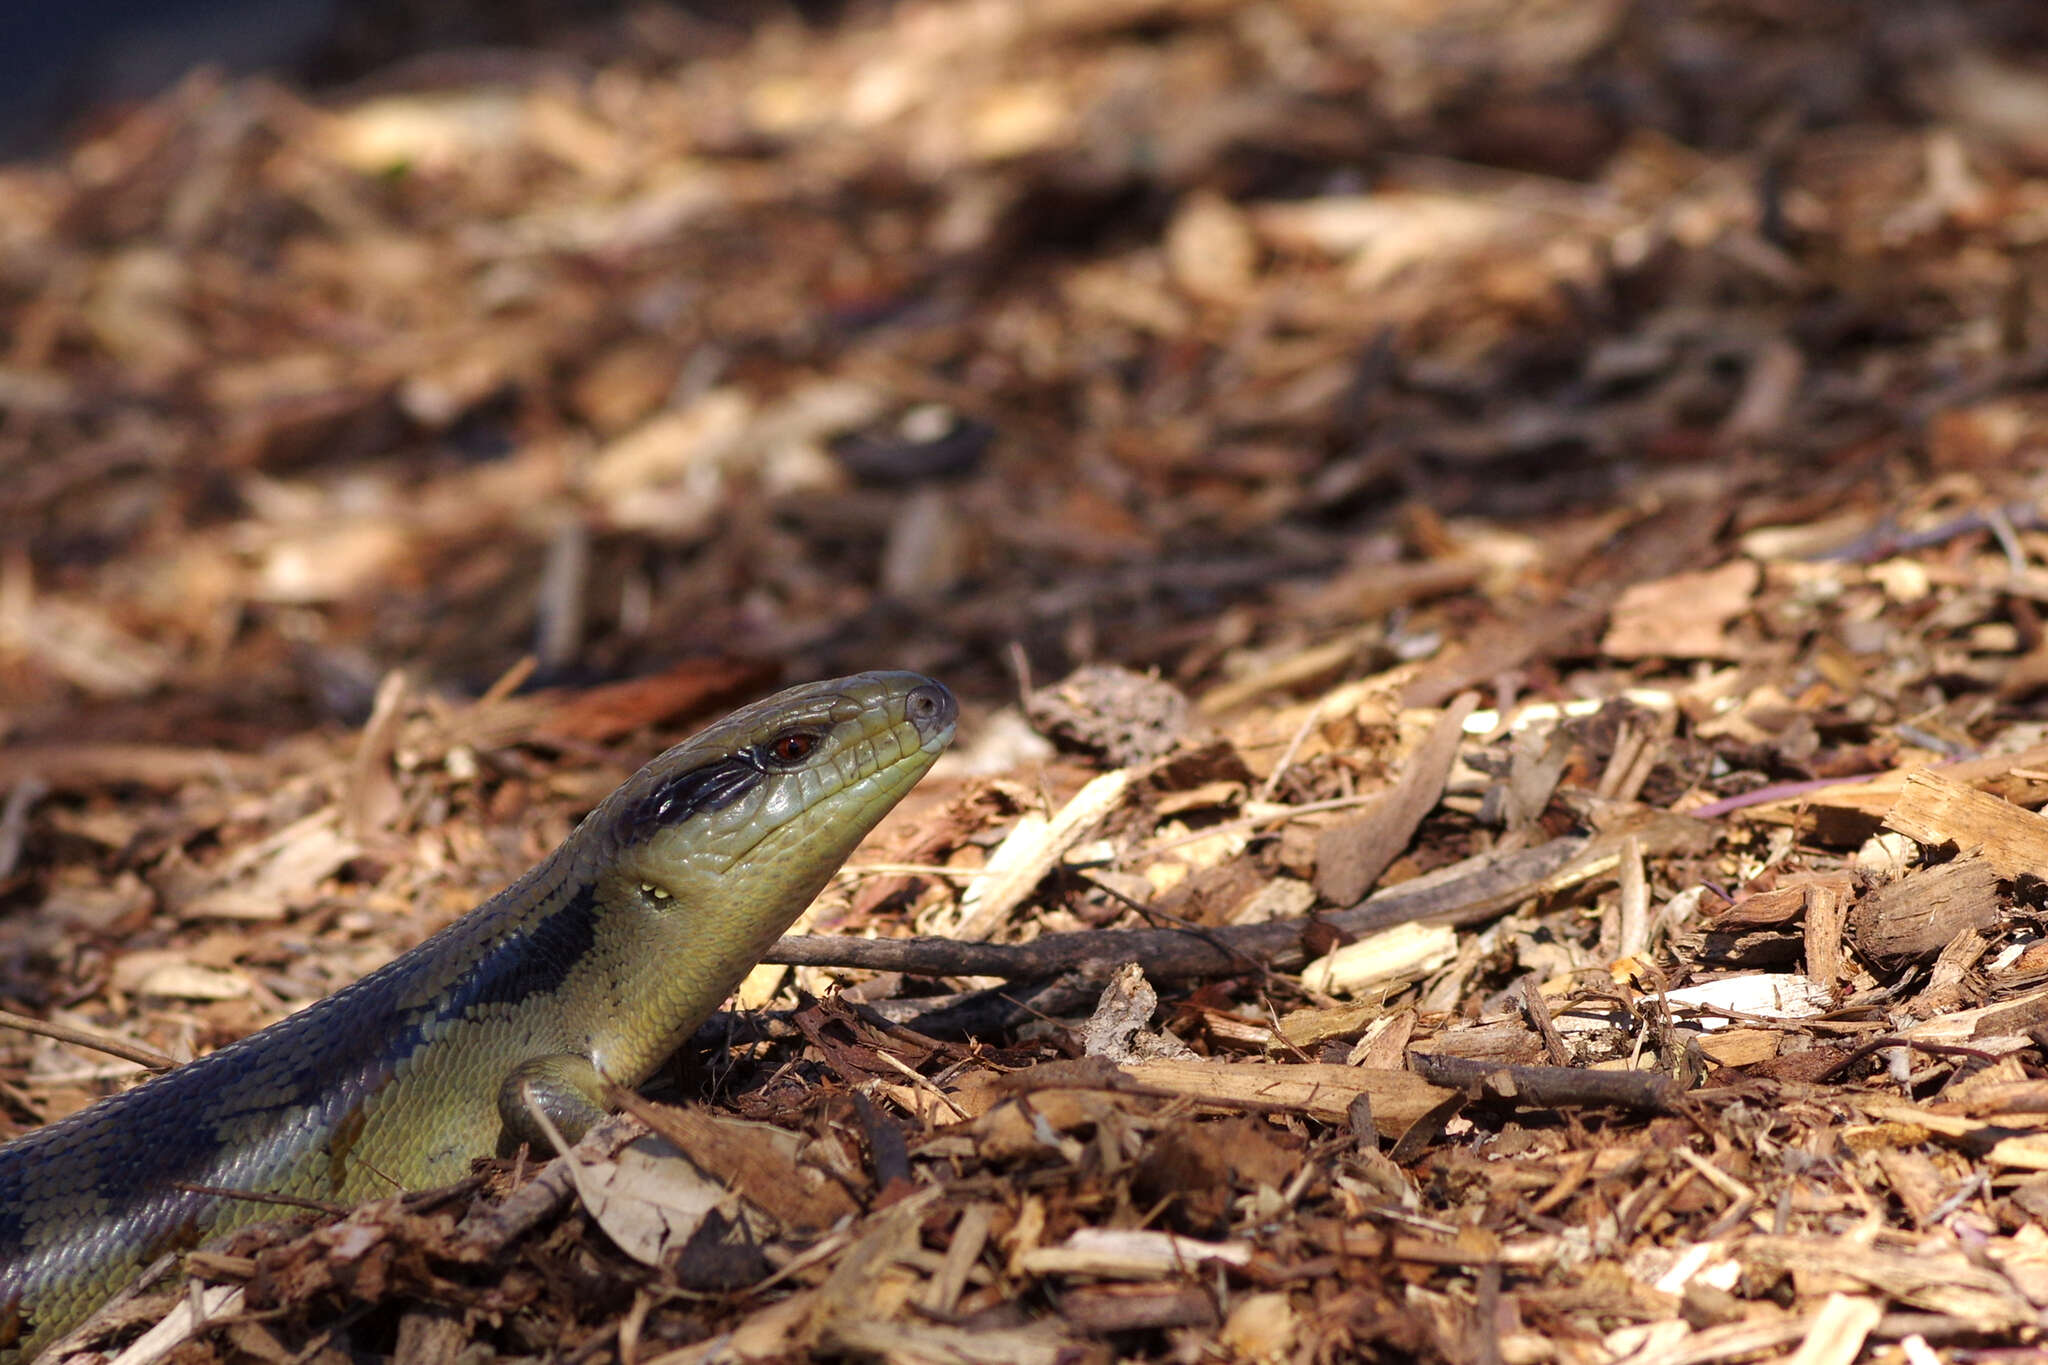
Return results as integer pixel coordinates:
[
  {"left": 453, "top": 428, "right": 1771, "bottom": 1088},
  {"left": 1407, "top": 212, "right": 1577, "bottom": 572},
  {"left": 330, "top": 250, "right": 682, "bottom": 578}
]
[{"left": 599, "top": 670, "right": 955, "bottom": 902}]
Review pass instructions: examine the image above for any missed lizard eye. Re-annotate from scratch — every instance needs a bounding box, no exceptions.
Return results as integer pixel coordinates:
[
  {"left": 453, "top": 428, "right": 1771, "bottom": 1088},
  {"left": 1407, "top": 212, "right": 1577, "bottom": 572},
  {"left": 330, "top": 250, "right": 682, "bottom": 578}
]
[{"left": 766, "top": 730, "right": 818, "bottom": 766}]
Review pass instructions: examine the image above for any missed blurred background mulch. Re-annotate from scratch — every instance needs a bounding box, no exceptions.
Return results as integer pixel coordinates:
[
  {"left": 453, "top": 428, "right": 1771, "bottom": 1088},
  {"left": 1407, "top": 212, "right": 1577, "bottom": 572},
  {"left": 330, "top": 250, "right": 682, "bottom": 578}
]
[{"left": 11, "top": 2, "right": 2048, "bottom": 1361}]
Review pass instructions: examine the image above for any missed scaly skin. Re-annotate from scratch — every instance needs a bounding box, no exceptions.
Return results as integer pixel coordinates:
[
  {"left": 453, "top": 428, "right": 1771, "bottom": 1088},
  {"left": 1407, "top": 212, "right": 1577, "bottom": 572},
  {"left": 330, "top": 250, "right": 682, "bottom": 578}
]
[{"left": 0, "top": 671, "right": 955, "bottom": 1361}]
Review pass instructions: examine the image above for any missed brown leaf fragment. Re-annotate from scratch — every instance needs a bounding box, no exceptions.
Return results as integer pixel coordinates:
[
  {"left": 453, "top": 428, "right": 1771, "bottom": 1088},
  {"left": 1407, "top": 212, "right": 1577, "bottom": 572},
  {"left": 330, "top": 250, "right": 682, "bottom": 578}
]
[
  {"left": 1314, "top": 692, "right": 1479, "bottom": 905},
  {"left": 1145, "top": 738, "right": 1256, "bottom": 794},
  {"left": 461, "top": 656, "right": 769, "bottom": 752},
  {"left": 170, "top": 805, "right": 363, "bottom": 922},
  {"left": 611, "top": 1093, "right": 859, "bottom": 1233},
  {"left": 966, "top": 1089, "right": 1132, "bottom": 1163},
  {"left": 1849, "top": 856, "right": 2003, "bottom": 965},
  {"left": 1134, "top": 1115, "right": 1301, "bottom": 1228},
  {"left": 1146, "top": 857, "right": 1266, "bottom": 927},
  {"left": 1603, "top": 559, "right": 1760, "bottom": 661},
  {"left": 553, "top": 1133, "right": 736, "bottom": 1269}
]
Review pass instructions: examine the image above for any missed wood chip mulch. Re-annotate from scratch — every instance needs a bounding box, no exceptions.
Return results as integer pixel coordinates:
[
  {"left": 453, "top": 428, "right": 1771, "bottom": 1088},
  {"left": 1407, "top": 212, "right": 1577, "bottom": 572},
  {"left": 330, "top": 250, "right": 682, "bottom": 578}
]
[{"left": 8, "top": 1, "right": 2048, "bottom": 1361}]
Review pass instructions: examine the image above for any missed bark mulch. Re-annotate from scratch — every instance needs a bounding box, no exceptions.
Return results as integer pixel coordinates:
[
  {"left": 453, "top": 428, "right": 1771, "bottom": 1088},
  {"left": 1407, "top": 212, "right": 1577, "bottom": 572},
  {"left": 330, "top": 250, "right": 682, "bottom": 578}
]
[{"left": 8, "top": 1, "right": 2048, "bottom": 1361}]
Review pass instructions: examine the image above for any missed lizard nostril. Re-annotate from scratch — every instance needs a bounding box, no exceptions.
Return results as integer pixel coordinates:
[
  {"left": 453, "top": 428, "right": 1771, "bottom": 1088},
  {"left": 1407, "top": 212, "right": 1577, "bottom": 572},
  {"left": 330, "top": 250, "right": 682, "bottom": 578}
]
[{"left": 905, "top": 681, "right": 957, "bottom": 738}]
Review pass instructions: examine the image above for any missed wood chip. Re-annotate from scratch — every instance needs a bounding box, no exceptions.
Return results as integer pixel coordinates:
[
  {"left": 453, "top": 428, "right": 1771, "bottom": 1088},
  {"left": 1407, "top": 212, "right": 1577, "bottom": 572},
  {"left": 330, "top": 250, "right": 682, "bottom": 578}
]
[{"left": 1118, "top": 1059, "right": 1454, "bottom": 1136}]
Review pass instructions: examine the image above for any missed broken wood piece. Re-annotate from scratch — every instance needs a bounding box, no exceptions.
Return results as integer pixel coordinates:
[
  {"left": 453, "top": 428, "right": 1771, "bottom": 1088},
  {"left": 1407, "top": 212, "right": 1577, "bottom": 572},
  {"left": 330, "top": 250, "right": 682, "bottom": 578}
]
[
  {"left": 822, "top": 1319, "right": 1082, "bottom": 1365},
  {"left": 920, "top": 1204, "right": 993, "bottom": 1316},
  {"left": 946, "top": 769, "right": 1130, "bottom": 941},
  {"left": 1707, "top": 875, "right": 1845, "bottom": 931},
  {"left": 345, "top": 668, "right": 409, "bottom": 843},
  {"left": 1058, "top": 1283, "right": 1218, "bottom": 1332},
  {"left": 1730, "top": 740, "right": 2048, "bottom": 835},
  {"left": 1855, "top": 1097, "right": 2048, "bottom": 1171},
  {"left": 1300, "top": 922, "right": 1457, "bottom": 997},
  {"left": 1312, "top": 692, "right": 1478, "bottom": 904},
  {"left": 1115, "top": 1058, "right": 1453, "bottom": 1136},
  {"left": 1276, "top": 1001, "right": 1383, "bottom": 1049},
  {"left": 1018, "top": 1227, "right": 1253, "bottom": 1278},
  {"left": 1399, "top": 597, "right": 1616, "bottom": 711},
  {"left": 1691, "top": 1029, "right": 1780, "bottom": 1067},
  {"left": 1735, "top": 1234, "right": 2034, "bottom": 1324},
  {"left": 1883, "top": 769, "right": 2048, "bottom": 877},
  {"left": 1802, "top": 875, "right": 1849, "bottom": 990},
  {"left": 1195, "top": 632, "right": 1376, "bottom": 717},
  {"left": 97, "top": 1284, "right": 245, "bottom": 1365},
  {"left": 1911, "top": 926, "right": 1990, "bottom": 1016},
  {"left": 1849, "top": 856, "right": 2003, "bottom": 965},
  {"left": 1517, "top": 976, "right": 1571, "bottom": 1065},
  {"left": 1901, "top": 979, "right": 2048, "bottom": 1050},
  {"left": 1780, "top": 1293, "right": 1882, "bottom": 1365},
  {"left": 1659, "top": 973, "right": 1830, "bottom": 1024}
]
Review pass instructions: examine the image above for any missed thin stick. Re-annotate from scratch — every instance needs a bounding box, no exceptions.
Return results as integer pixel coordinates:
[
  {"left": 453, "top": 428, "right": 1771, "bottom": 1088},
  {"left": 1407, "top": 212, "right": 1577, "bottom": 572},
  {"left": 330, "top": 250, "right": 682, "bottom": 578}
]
[
  {"left": 766, "top": 835, "right": 1590, "bottom": 982},
  {"left": 0, "top": 1007, "right": 176, "bottom": 1071}
]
